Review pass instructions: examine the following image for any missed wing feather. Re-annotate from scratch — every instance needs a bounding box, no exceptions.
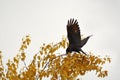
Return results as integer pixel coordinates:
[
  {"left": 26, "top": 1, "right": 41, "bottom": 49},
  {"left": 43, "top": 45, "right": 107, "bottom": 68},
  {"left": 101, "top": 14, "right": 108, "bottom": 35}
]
[{"left": 67, "top": 19, "right": 81, "bottom": 45}]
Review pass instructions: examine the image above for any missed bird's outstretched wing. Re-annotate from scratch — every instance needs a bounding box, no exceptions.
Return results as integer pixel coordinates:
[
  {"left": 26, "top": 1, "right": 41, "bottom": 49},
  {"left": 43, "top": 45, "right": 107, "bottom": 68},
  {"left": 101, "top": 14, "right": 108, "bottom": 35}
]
[
  {"left": 67, "top": 19, "right": 81, "bottom": 45},
  {"left": 80, "top": 35, "right": 92, "bottom": 48}
]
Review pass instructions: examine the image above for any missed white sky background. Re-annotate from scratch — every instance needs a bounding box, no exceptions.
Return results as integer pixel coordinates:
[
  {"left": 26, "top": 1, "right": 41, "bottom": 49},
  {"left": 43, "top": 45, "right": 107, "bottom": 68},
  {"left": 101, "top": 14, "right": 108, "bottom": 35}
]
[{"left": 0, "top": 0, "right": 120, "bottom": 80}]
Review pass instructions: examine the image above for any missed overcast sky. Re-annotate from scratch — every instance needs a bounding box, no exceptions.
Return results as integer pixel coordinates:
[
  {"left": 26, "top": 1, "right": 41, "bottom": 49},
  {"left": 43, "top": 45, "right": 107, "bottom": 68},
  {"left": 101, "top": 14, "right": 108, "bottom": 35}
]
[{"left": 0, "top": 0, "right": 120, "bottom": 80}]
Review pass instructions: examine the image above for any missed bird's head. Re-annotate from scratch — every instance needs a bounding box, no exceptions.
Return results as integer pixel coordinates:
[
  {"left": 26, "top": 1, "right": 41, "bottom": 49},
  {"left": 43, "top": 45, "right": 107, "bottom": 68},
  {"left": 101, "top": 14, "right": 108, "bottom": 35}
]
[{"left": 66, "top": 47, "right": 72, "bottom": 54}]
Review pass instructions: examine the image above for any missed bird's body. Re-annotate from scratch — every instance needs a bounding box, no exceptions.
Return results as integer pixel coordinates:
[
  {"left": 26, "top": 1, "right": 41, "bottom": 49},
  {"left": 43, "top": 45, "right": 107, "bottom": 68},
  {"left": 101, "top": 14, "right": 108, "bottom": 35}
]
[{"left": 66, "top": 19, "right": 92, "bottom": 54}]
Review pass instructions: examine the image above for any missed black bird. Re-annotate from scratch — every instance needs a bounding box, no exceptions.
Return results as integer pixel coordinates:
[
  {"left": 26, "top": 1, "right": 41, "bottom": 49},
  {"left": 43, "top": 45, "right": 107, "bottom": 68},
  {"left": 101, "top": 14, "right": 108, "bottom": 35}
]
[{"left": 66, "top": 18, "right": 92, "bottom": 54}]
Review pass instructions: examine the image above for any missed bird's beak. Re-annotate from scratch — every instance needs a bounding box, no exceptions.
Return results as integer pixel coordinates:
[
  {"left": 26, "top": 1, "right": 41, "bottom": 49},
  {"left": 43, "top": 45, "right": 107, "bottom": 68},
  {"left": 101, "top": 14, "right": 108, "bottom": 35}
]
[{"left": 89, "top": 35, "right": 93, "bottom": 37}]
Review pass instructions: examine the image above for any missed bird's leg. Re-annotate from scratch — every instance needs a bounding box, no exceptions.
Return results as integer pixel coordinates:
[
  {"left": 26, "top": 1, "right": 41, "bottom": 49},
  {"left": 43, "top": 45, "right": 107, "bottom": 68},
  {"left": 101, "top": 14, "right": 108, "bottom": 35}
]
[{"left": 80, "top": 49, "right": 87, "bottom": 55}]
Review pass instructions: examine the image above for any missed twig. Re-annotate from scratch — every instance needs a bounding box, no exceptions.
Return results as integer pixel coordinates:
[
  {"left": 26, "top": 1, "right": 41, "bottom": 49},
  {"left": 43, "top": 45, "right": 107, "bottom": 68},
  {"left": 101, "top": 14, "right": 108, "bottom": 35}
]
[
  {"left": 23, "top": 61, "right": 29, "bottom": 70},
  {"left": 41, "top": 53, "right": 67, "bottom": 72}
]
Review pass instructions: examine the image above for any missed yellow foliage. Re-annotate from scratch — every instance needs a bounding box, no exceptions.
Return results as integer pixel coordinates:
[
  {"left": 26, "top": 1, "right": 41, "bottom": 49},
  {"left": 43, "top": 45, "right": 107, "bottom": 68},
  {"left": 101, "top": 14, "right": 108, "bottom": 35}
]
[{"left": 0, "top": 35, "right": 111, "bottom": 80}]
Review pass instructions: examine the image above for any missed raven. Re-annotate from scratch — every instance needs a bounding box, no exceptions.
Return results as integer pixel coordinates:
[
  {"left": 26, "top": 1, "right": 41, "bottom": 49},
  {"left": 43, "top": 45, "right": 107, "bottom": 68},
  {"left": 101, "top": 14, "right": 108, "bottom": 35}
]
[{"left": 66, "top": 18, "right": 92, "bottom": 54}]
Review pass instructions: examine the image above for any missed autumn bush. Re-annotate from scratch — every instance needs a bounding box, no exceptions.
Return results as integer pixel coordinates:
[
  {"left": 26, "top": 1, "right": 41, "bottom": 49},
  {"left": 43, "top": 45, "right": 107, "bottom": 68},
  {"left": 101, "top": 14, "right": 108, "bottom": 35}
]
[{"left": 0, "top": 35, "right": 111, "bottom": 80}]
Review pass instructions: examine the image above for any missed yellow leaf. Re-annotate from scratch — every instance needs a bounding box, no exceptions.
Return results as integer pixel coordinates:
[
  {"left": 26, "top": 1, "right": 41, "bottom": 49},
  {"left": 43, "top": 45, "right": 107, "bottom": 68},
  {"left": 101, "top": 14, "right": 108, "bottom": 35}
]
[
  {"left": 21, "top": 52, "right": 26, "bottom": 61},
  {"left": 37, "top": 56, "right": 41, "bottom": 60},
  {"left": 42, "top": 61, "right": 44, "bottom": 67}
]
